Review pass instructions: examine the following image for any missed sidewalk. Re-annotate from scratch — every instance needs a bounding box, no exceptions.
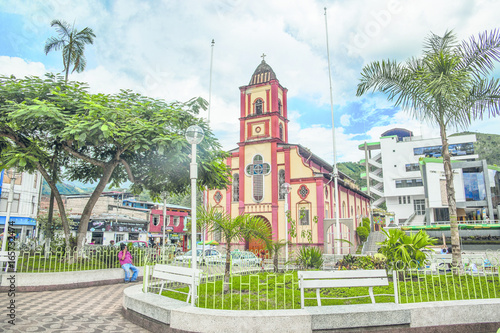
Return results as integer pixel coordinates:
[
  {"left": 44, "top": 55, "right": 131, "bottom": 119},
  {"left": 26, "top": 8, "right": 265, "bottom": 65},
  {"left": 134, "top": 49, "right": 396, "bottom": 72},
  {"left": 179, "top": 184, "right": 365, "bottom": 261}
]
[{"left": 0, "top": 282, "right": 149, "bottom": 332}]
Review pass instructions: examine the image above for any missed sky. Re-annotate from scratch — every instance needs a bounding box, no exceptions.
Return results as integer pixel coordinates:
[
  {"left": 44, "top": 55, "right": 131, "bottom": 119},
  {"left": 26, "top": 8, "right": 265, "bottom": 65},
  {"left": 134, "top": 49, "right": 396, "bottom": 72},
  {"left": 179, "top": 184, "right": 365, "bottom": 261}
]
[{"left": 1, "top": 0, "right": 499, "bottom": 168}]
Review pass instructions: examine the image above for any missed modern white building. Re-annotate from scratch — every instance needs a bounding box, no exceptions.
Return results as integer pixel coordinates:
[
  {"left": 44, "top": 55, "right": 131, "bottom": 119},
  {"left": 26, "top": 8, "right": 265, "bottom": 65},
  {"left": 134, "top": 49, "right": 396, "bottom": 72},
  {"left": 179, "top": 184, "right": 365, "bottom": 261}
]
[
  {"left": 360, "top": 129, "right": 479, "bottom": 224},
  {"left": 0, "top": 169, "right": 43, "bottom": 242}
]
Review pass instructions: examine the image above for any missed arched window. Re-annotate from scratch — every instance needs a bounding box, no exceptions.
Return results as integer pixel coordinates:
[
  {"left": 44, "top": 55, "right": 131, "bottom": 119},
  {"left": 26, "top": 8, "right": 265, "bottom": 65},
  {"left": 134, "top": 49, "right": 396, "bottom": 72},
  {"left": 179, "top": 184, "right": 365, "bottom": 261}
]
[
  {"left": 278, "top": 169, "right": 285, "bottom": 200},
  {"left": 279, "top": 123, "right": 283, "bottom": 140},
  {"left": 255, "top": 99, "right": 263, "bottom": 115},
  {"left": 278, "top": 99, "right": 282, "bottom": 115},
  {"left": 342, "top": 201, "right": 347, "bottom": 217},
  {"left": 350, "top": 206, "right": 353, "bottom": 217},
  {"left": 232, "top": 173, "right": 239, "bottom": 202}
]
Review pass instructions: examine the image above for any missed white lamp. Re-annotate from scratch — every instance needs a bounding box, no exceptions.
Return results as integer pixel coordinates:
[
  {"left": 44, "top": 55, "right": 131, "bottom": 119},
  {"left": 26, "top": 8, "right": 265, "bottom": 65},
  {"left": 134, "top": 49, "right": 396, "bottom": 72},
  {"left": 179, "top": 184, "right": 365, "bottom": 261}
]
[{"left": 185, "top": 125, "right": 204, "bottom": 307}]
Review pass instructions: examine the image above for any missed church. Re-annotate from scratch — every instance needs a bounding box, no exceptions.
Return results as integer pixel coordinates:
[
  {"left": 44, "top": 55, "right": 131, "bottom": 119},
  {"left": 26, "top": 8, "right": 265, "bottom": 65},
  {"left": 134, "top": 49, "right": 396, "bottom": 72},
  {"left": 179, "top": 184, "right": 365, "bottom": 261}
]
[{"left": 205, "top": 58, "right": 371, "bottom": 254}]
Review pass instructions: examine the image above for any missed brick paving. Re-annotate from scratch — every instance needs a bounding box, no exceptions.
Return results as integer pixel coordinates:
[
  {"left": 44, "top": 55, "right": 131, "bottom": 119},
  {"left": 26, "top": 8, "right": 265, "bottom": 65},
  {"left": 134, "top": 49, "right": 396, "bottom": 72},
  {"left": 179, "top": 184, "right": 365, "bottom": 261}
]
[{"left": 0, "top": 282, "right": 150, "bottom": 333}]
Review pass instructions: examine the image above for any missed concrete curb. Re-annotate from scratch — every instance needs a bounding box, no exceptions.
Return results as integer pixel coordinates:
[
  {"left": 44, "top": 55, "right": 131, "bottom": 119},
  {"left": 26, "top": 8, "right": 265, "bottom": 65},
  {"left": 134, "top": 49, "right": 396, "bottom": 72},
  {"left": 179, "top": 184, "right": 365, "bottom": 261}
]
[
  {"left": 123, "top": 284, "right": 500, "bottom": 333},
  {"left": 0, "top": 267, "right": 144, "bottom": 292}
]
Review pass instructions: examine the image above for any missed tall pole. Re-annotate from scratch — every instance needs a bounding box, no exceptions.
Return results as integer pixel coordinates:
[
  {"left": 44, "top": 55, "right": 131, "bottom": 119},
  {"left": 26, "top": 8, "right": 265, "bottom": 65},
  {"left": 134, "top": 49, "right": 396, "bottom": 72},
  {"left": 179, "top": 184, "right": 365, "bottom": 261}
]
[
  {"left": 190, "top": 142, "right": 198, "bottom": 307},
  {"left": 202, "top": 39, "right": 215, "bottom": 258},
  {"left": 208, "top": 39, "right": 215, "bottom": 123},
  {"left": 1, "top": 171, "right": 17, "bottom": 253},
  {"left": 324, "top": 8, "right": 341, "bottom": 255},
  {"left": 163, "top": 193, "right": 167, "bottom": 251}
]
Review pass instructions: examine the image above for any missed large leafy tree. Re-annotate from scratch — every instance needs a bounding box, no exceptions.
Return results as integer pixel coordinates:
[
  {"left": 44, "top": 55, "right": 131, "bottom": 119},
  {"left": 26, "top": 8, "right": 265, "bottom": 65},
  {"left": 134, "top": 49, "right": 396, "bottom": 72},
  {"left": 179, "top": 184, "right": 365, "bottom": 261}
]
[
  {"left": 44, "top": 19, "right": 96, "bottom": 83},
  {"left": 0, "top": 74, "right": 230, "bottom": 250},
  {"left": 199, "top": 206, "right": 271, "bottom": 293},
  {"left": 357, "top": 30, "right": 500, "bottom": 269}
]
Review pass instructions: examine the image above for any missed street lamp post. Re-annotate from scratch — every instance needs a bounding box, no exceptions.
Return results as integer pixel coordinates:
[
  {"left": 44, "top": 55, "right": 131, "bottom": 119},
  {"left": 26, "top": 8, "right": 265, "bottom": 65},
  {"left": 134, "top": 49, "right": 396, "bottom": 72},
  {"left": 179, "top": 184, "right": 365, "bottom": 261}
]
[
  {"left": 1, "top": 168, "right": 19, "bottom": 253},
  {"left": 185, "top": 125, "right": 204, "bottom": 307},
  {"left": 281, "top": 183, "right": 291, "bottom": 268}
]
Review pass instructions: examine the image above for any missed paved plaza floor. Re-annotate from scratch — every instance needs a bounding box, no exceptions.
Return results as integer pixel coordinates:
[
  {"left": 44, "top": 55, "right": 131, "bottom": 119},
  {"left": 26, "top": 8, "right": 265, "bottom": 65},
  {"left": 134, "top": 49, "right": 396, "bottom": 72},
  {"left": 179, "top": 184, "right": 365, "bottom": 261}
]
[{"left": 0, "top": 283, "right": 149, "bottom": 333}]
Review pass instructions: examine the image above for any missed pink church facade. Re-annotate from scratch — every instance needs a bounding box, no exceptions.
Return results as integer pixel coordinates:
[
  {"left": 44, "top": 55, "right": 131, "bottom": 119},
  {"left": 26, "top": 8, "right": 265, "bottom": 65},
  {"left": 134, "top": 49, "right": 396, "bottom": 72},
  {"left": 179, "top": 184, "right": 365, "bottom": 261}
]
[{"left": 206, "top": 59, "right": 371, "bottom": 254}]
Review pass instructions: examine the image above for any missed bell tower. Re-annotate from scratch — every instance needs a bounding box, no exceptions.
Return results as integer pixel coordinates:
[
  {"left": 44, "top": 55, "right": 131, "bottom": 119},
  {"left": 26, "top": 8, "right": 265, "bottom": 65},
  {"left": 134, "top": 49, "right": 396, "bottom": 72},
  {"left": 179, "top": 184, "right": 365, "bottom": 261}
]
[{"left": 238, "top": 55, "right": 289, "bottom": 146}]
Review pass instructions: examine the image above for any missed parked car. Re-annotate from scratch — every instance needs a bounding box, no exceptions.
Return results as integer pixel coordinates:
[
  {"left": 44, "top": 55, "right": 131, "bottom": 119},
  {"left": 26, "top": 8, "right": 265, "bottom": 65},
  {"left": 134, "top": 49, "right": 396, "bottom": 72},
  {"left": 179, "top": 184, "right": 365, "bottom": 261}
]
[
  {"left": 230, "top": 250, "right": 262, "bottom": 267},
  {"left": 175, "top": 249, "right": 223, "bottom": 265},
  {"left": 116, "top": 240, "right": 149, "bottom": 248},
  {"left": 216, "top": 250, "right": 262, "bottom": 267}
]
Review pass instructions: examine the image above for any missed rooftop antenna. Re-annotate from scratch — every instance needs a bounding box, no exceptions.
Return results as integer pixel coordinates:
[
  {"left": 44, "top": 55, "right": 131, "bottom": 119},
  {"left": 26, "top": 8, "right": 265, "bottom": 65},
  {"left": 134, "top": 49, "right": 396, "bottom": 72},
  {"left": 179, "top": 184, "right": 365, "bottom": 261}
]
[{"left": 324, "top": 7, "right": 341, "bottom": 255}]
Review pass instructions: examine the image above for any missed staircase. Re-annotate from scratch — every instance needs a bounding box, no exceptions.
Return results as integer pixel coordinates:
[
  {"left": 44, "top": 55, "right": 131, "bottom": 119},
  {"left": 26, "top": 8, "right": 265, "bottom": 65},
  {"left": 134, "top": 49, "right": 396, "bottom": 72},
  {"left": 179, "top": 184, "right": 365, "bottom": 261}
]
[{"left": 362, "top": 231, "right": 386, "bottom": 255}]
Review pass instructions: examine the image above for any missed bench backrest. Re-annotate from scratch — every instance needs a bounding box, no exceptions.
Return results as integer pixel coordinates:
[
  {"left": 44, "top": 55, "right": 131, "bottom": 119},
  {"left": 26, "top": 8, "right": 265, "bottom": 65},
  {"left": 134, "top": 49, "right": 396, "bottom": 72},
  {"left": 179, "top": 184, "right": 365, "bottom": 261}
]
[
  {"left": 298, "top": 269, "right": 389, "bottom": 289},
  {"left": 152, "top": 264, "right": 202, "bottom": 285}
]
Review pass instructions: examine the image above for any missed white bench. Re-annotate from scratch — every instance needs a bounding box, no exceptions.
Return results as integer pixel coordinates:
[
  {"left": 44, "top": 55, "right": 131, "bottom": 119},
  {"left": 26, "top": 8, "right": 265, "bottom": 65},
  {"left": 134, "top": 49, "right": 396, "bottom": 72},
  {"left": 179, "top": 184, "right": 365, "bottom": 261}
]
[
  {"left": 298, "top": 269, "right": 398, "bottom": 309},
  {"left": 0, "top": 251, "right": 19, "bottom": 272},
  {"left": 146, "top": 264, "right": 202, "bottom": 303}
]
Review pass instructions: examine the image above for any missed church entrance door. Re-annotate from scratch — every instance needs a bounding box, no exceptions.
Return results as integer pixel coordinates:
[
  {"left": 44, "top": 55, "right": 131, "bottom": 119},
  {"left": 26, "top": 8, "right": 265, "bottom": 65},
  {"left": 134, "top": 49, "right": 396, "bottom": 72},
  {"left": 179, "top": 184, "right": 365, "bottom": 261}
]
[{"left": 247, "top": 216, "right": 271, "bottom": 259}]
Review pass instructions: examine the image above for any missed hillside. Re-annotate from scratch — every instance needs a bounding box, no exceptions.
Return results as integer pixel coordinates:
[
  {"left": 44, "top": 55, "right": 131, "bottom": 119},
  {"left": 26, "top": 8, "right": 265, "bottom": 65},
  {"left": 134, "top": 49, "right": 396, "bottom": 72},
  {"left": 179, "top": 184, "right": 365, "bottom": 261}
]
[
  {"left": 41, "top": 180, "right": 95, "bottom": 195},
  {"left": 452, "top": 131, "right": 500, "bottom": 166}
]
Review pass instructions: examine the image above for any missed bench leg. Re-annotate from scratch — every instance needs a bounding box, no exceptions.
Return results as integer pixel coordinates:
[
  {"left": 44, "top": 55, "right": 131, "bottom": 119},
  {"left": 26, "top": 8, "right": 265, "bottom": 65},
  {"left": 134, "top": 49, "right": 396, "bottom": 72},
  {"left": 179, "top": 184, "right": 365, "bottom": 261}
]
[
  {"left": 316, "top": 289, "right": 322, "bottom": 307},
  {"left": 158, "top": 281, "right": 165, "bottom": 295},
  {"left": 186, "top": 285, "right": 192, "bottom": 303},
  {"left": 300, "top": 287, "right": 304, "bottom": 309},
  {"left": 369, "top": 286, "right": 375, "bottom": 303}
]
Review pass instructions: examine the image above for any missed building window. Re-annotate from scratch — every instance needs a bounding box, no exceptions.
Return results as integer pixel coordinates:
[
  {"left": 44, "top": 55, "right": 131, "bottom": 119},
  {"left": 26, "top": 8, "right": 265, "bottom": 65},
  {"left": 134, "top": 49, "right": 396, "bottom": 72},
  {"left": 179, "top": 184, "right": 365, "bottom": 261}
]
[
  {"left": 414, "top": 199, "right": 425, "bottom": 215},
  {"left": 3, "top": 173, "right": 22, "bottom": 185},
  {"left": 173, "top": 216, "right": 180, "bottom": 227},
  {"left": 278, "top": 170, "right": 286, "bottom": 200},
  {"left": 214, "top": 191, "right": 223, "bottom": 204},
  {"left": 246, "top": 154, "right": 271, "bottom": 203},
  {"left": 299, "top": 207, "right": 310, "bottom": 225},
  {"left": 0, "top": 192, "right": 20, "bottom": 213},
  {"left": 254, "top": 99, "right": 263, "bottom": 115},
  {"left": 115, "top": 234, "right": 125, "bottom": 242},
  {"left": 153, "top": 215, "right": 160, "bottom": 226},
  {"left": 279, "top": 123, "right": 283, "bottom": 140},
  {"left": 278, "top": 99, "right": 282, "bottom": 115},
  {"left": 405, "top": 163, "right": 420, "bottom": 172},
  {"left": 232, "top": 174, "right": 239, "bottom": 202},
  {"left": 298, "top": 185, "right": 309, "bottom": 200},
  {"left": 413, "top": 142, "right": 474, "bottom": 157},
  {"left": 395, "top": 179, "right": 423, "bottom": 188},
  {"left": 32, "top": 196, "right": 36, "bottom": 215},
  {"left": 342, "top": 201, "right": 346, "bottom": 217}
]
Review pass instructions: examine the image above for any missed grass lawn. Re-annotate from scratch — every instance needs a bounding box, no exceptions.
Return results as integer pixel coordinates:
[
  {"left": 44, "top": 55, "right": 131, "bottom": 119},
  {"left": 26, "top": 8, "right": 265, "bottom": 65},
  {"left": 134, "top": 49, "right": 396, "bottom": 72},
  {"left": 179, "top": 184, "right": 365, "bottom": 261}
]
[{"left": 159, "top": 270, "right": 500, "bottom": 310}]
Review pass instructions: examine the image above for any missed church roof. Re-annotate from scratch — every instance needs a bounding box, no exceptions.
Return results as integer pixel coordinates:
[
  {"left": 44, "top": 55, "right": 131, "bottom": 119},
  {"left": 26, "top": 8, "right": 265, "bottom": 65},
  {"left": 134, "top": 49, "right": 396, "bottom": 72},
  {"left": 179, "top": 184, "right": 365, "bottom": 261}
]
[{"left": 249, "top": 59, "right": 277, "bottom": 85}]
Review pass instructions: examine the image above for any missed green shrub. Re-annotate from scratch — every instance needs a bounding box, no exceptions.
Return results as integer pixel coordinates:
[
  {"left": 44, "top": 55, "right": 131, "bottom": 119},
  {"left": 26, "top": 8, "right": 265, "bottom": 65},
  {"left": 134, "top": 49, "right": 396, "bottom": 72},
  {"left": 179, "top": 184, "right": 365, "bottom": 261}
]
[
  {"left": 362, "top": 217, "right": 370, "bottom": 230},
  {"left": 378, "top": 229, "right": 436, "bottom": 268},
  {"left": 295, "top": 246, "right": 324, "bottom": 269},
  {"left": 356, "top": 226, "right": 369, "bottom": 242}
]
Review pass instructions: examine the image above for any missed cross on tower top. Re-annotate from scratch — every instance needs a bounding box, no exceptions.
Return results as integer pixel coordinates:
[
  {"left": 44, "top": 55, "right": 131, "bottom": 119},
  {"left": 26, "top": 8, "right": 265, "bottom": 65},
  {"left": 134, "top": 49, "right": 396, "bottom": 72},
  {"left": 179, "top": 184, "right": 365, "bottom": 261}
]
[{"left": 261, "top": 53, "right": 266, "bottom": 61}]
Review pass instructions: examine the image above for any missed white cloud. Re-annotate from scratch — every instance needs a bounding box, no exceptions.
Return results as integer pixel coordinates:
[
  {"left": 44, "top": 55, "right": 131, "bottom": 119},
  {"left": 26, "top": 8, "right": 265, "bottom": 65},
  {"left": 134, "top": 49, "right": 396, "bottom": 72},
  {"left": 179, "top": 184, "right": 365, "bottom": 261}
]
[
  {"left": 1, "top": 0, "right": 500, "bottom": 167},
  {"left": 0, "top": 56, "right": 47, "bottom": 78}
]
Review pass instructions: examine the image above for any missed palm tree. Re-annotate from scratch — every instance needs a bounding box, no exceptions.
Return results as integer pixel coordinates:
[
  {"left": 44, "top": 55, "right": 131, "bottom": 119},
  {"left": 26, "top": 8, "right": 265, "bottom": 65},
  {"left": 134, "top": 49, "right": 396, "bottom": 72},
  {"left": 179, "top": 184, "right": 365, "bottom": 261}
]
[
  {"left": 44, "top": 19, "right": 96, "bottom": 83},
  {"left": 264, "top": 239, "right": 287, "bottom": 272},
  {"left": 199, "top": 206, "right": 271, "bottom": 293},
  {"left": 357, "top": 29, "right": 500, "bottom": 269}
]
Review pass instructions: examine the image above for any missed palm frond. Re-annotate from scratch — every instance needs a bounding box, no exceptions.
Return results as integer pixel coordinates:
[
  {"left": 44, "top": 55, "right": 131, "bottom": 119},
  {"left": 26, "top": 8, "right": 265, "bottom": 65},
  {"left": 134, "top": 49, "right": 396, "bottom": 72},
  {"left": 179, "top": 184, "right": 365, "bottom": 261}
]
[
  {"left": 422, "top": 30, "right": 457, "bottom": 55},
  {"left": 457, "top": 29, "right": 500, "bottom": 78},
  {"left": 466, "top": 77, "right": 500, "bottom": 119}
]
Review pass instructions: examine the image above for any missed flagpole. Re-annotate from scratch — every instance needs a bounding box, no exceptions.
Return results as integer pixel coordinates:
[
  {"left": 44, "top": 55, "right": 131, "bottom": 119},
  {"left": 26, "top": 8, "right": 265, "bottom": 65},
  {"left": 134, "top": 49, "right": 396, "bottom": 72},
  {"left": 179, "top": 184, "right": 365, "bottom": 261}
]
[
  {"left": 202, "top": 39, "right": 215, "bottom": 257},
  {"left": 324, "top": 8, "right": 341, "bottom": 255}
]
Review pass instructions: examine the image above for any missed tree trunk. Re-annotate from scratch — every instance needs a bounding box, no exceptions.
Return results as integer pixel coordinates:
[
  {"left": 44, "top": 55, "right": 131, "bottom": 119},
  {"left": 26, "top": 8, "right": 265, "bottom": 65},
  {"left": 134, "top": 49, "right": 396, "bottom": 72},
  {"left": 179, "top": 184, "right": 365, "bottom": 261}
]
[
  {"left": 224, "top": 244, "right": 231, "bottom": 294},
  {"left": 35, "top": 163, "right": 71, "bottom": 249},
  {"left": 439, "top": 122, "right": 462, "bottom": 271},
  {"left": 76, "top": 161, "right": 120, "bottom": 252}
]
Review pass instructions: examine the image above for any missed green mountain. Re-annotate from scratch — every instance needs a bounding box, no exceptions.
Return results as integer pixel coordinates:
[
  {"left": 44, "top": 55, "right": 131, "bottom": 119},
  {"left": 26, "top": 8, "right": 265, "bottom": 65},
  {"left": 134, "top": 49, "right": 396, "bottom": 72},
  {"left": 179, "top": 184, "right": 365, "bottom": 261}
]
[
  {"left": 452, "top": 131, "right": 500, "bottom": 166},
  {"left": 41, "top": 180, "right": 94, "bottom": 195},
  {"left": 338, "top": 162, "right": 366, "bottom": 188}
]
